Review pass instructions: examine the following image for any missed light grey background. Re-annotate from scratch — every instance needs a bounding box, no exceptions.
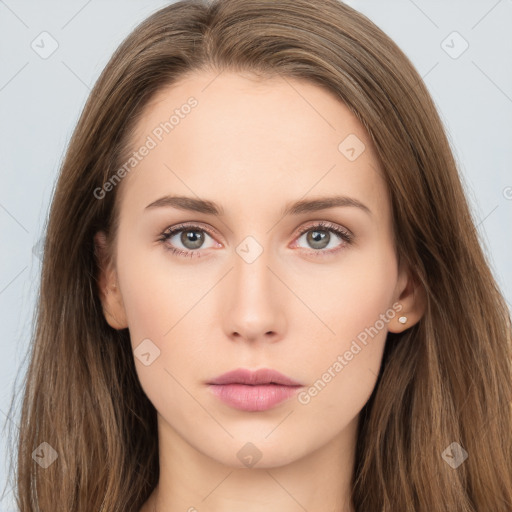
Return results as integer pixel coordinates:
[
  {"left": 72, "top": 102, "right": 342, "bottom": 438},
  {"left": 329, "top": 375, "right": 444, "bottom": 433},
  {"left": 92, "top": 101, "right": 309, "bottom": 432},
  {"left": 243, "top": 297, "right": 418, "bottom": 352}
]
[{"left": 1, "top": 0, "right": 511, "bottom": 509}]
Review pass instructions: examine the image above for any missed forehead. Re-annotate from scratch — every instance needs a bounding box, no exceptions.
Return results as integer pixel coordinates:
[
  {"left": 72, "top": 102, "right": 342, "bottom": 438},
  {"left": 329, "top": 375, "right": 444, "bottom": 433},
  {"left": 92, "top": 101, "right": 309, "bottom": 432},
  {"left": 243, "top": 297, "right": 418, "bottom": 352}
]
[{"left": 117, "top": 70, "right": 388, "bottom": 220}]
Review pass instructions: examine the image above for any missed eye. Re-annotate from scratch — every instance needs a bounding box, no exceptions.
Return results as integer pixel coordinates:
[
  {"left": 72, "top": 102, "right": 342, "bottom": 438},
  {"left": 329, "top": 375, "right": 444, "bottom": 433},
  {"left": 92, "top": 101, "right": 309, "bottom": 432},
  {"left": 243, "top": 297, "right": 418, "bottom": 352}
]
[
  {"left": 157, "top": 223, "right": 218, "bottom": 258},
  {"left": 294, "top": 221, "right": 353, "bottom": 256},
  {"left": 157, "top": 220, "right": 353, "bottom": 258}
]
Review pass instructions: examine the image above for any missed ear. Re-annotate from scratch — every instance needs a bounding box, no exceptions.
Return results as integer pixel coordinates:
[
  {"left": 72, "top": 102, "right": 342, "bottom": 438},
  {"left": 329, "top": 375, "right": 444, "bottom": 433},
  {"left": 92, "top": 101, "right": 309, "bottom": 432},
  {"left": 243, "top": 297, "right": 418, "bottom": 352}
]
[
  {"left": 388, "top": 263, "right": 427, "bottom": 333},
  {"left": 94, "top": 231, "right": 128, "bottom": 330}
]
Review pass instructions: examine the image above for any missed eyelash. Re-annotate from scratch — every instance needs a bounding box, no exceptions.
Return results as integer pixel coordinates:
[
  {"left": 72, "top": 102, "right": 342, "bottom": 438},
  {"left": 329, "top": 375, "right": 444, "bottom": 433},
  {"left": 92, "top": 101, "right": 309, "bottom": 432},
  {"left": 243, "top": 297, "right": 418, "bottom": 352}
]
[{"left": 157, "top": 221, "right": 353, "bottom": 259}]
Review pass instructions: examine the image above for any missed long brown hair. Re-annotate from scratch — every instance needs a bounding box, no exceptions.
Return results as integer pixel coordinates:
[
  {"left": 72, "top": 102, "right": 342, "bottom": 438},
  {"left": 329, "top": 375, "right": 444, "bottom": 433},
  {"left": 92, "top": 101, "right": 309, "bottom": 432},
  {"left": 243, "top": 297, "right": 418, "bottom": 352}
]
[{"left": 4, "top": 0, "right": 511, "bottom": 510}]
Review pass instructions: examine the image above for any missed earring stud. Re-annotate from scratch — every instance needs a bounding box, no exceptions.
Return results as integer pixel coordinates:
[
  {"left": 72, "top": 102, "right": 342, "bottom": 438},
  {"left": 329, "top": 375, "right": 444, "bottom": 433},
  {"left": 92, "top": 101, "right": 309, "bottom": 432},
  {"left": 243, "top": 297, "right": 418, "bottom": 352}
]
[{"left": 398, "top": 316, "right": 408, "bottom": 324}]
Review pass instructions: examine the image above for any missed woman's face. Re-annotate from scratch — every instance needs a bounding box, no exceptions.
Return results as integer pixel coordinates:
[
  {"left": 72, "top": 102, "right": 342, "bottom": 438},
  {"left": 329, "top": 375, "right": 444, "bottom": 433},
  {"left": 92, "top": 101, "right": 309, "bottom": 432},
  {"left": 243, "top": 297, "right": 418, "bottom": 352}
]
[{"left": 97, "top": 70, "right": 415, "bottom": 469}]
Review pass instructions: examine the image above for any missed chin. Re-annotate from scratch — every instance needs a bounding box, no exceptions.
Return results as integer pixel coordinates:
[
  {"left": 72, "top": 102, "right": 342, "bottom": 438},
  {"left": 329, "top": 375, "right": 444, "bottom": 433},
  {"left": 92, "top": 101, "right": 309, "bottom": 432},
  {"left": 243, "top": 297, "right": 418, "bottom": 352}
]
[{"left": 198, "top": 437, "right": 307, "bottom": 470}]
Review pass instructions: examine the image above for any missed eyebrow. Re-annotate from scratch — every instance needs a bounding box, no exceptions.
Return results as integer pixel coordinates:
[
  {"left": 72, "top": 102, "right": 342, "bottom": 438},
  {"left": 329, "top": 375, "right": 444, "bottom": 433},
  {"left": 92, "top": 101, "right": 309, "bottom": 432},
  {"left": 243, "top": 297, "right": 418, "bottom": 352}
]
[{"left": 145, "top": 194, "right": 372, "bottom": 217}]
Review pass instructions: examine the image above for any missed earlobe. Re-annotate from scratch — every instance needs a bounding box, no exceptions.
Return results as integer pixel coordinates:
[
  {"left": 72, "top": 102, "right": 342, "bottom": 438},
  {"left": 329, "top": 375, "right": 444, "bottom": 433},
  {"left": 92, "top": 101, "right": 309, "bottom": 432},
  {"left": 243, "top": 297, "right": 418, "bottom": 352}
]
[
  {"left": 101, "top": 284, "right": 128, "bottom": 330},
  {"left": 388, "top": 267, "right": 427, "bottom": 333},
  {"left": 94, "top": 231, "right": 128, "bottom": 330}
]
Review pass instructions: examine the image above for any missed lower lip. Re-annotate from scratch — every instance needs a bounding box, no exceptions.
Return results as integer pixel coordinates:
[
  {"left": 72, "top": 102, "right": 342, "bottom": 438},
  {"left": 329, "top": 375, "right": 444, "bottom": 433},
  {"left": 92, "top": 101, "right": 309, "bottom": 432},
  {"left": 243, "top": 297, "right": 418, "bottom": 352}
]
[{"left": 208, "top": 383, "right": 301, "bottom": 411}]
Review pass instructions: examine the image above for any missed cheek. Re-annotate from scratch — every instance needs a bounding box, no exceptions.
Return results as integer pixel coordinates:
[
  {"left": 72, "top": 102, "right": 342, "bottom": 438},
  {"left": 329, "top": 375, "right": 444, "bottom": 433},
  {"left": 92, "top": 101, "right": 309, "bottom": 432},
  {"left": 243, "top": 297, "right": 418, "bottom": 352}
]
[
  {"left": 115, "top": 235, "right": 212, "bottom": 400},
  {"left": 302, "top": 240, "right": 398, "bottom": 343},
  {"left": 119, "top": 271, "right": 171, "bottom": 341},
  {"left": 297, "top": 242, "right": 397, "bottom": 395},
  {"left": 115, "top": 230, "right": 199, "bottom": 338},
  {"left": 342, "top": 250, "right": 398, "bottom": 339},
  {"left": 115, "top": 239, "right": 203, "bottom": 412}
]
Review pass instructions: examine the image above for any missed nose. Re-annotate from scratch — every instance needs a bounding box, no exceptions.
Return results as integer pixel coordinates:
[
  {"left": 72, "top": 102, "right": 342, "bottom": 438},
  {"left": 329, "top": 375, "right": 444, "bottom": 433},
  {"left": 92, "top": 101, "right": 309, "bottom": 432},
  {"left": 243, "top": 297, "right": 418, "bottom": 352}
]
[{"left": 223, "top": 244, "right": 287, "bottom": 345}]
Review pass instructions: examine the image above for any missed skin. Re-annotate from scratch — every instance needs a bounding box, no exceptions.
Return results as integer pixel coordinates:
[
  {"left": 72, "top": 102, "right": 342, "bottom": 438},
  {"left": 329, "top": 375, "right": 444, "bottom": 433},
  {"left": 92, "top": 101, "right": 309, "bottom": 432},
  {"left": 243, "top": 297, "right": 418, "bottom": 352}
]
[{"left": 95, "top": 70, "right": 425, "bottom": 512}]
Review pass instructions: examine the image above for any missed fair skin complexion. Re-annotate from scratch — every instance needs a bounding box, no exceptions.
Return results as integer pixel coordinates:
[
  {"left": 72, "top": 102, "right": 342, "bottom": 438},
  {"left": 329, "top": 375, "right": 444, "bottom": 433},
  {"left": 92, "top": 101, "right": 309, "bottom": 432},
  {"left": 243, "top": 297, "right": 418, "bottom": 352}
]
[{"left": 95, "top": 70, "right": 425, "bottom": 512}]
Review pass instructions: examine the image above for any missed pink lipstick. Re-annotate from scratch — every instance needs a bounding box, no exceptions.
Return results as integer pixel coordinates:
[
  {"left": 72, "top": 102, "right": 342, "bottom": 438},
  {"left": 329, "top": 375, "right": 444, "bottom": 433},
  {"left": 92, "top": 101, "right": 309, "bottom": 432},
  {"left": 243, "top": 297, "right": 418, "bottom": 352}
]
[{"left": 207, "top": 368, "right": 303, "bottom": 412}]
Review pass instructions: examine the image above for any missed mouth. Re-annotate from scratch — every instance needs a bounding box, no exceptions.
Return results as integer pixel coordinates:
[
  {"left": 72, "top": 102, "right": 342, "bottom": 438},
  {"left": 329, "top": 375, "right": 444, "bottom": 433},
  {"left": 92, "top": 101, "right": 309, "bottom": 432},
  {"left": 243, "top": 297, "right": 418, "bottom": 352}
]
[{"left": 206, "top": 368, "right": 303, "bottom": 412}]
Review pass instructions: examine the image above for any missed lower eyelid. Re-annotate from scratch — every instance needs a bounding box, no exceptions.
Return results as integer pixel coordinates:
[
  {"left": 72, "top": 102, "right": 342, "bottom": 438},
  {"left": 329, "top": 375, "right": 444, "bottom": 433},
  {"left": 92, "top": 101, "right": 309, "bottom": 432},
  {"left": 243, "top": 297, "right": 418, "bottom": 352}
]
[{"left": 159, "top": 223, "right": 352, "bottom": 255}]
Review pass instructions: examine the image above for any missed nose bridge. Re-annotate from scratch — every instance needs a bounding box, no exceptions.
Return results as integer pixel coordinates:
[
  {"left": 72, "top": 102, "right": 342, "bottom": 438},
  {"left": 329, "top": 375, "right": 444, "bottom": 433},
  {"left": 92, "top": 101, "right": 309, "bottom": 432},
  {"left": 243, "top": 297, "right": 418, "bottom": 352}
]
[
  {"left": 232, "top": 236, "right": 275, "bottom": 305},
  {"left": 225, "top": 235, "right": 285, "bottom": 340}
]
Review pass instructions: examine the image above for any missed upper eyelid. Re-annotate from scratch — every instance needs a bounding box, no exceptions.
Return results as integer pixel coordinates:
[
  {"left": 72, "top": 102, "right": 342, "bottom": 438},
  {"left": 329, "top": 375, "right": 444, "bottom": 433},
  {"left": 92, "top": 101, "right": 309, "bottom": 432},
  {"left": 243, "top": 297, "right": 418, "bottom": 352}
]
[
  {"left": 161, "top": 221, "right": 351, "bottom": 245},
  {"left": 297, "top": 221, "right": 350, "bottom": 234},
  {"left": 162, "top": 220, "right": 348, "bottom": 236}
]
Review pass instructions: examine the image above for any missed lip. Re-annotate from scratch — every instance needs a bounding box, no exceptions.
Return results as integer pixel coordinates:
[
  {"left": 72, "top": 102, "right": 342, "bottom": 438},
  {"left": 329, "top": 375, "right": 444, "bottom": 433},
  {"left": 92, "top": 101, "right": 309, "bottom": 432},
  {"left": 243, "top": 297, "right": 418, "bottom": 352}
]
[{"left": 207, "top": 368, "right": 303, "bottom": 412}]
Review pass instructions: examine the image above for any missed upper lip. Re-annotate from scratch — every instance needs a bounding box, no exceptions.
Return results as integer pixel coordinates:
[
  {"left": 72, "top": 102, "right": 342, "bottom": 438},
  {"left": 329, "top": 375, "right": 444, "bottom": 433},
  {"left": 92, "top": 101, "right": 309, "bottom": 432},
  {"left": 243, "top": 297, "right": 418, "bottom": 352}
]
[{"left": 208, "top": 368, "right": 302, "bottom": 386}]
